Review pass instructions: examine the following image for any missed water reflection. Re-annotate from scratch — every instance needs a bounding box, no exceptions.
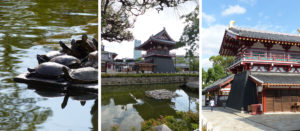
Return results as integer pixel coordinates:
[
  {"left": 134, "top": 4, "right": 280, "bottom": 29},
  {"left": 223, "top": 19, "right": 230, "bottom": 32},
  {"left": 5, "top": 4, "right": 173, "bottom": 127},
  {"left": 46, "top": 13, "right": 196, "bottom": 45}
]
[
  {"left": 101, "top": 84, "right": 199, "bottom": 131},
  {"left": 27, "top": 84, "right": 98, "bottom": 130},
  {"left": 0, "top": 0, "right": 97, "bottom": 130}
]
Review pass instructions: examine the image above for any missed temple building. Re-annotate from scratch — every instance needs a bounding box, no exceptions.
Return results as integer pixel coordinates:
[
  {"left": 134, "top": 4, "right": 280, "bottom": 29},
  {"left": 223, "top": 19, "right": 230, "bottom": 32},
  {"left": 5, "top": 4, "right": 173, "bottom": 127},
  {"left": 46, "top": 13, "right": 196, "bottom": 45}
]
[
  {"left": 101, "top": 44, "right": 118, "bottom": 73},
  {"left": 203, "top": 74, "right": 234, "bottom": 106},
  {"left": 211, "top": 21, "right": 300, "bottom": 113},
  {"left": 135, "top": 28, "right": 176, "bottom": 73}
]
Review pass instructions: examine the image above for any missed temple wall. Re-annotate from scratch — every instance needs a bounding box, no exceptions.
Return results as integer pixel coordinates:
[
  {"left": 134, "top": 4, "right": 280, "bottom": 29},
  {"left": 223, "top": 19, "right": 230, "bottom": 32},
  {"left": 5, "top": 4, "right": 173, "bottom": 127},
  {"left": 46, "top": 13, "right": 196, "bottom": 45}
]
[
  {"left": 101, "top": 76, "right": 198, "bottom": 86},
  {"left": 250, "top": 65, "right": 300, "bottom": 73}
]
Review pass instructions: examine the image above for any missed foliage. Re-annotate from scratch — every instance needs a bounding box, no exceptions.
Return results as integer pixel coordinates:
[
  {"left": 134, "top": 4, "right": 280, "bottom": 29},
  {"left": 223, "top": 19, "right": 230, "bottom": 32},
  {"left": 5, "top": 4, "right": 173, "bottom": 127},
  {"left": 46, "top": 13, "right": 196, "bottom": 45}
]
[
  {"left": 176, "top": 5, "right": 199, "bottom": 57},
  {"left": 209, "top": 55, "right": 235, "bottom": 75},
  {"left": 176, "top": 56, "right": 186, "bottom": 64},
  {"left": 101, "top": 73, "right": 199, "bottom": 78},
  {"left": 101, "top": 0, "right": 133, "bottom": 42},
  {"left": 202, "top": 68, "right": 208, "bottom": 88},
  {"left": 176, "top": 66, "right": 183, "bottom": 72},
  {"left": 189, "top": 56, "right": 199, "bottom": 71},
  {"left": 101, "top": 0, "right": 191, "bottom": 42},
  {"left": 136, "top": 57, "right": 143, "bottom": 62},
  {"left": 202, "top": 55, "right": 234, "bottom": 88},
  {"left": 141, "top": 102, "right": 199, "bottom": 131}
]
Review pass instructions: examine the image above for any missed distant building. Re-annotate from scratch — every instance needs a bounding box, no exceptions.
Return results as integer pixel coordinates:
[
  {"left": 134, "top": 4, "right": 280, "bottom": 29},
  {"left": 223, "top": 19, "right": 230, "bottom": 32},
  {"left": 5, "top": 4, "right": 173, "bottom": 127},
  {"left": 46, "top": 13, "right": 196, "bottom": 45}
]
[
  {"left": 135, "top": 28, "right": 176, "bottom": 73},
  {"left": 134, "top": 40, "right": 142, "bottom": 59},
  {"left": 101, "top": 44, "right": 118, "bottom": 73}
]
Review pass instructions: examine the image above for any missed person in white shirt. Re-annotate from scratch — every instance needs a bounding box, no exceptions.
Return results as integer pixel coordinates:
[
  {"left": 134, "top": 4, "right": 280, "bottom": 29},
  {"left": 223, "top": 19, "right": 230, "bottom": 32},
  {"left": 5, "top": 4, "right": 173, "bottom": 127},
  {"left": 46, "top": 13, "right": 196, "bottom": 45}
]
[{"left": 209, "top": 98, "right": 215, "bottom": 111}]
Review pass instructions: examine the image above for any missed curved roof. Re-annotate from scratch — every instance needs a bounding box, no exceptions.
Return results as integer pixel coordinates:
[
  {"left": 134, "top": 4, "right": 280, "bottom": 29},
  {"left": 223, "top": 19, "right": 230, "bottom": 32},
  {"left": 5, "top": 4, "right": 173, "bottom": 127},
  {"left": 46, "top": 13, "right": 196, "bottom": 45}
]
[
  {"left": 136, "top": 28, "right": 176, "bottom": 50},
  {"left": 203, "top": 74, "right": 234, "bottom": 92},
  {"left": 228, "top": 27, "right": 300, "bottom": 43}
]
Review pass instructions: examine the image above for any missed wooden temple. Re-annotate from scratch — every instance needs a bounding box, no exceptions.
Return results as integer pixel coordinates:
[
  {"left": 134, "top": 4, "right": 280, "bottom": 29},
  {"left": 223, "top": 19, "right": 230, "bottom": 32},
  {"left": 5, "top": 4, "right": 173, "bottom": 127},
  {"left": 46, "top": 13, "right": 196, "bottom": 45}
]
[
  {"left": 203, "top": 74, "right": 234, "bottom": 106},
  {"left": 214, "top": 22, "right": 300, "bottom": 113},
  {"left": 135, "top": 28, "right": 176, "bottom": 73}
]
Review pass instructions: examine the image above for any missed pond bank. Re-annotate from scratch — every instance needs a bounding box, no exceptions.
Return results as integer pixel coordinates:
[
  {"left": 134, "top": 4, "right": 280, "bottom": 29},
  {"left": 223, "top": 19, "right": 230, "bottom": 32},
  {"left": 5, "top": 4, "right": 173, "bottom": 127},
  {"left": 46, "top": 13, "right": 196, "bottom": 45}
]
[{"left": 101, "top": 75, "right": 198, "bottom": 86}]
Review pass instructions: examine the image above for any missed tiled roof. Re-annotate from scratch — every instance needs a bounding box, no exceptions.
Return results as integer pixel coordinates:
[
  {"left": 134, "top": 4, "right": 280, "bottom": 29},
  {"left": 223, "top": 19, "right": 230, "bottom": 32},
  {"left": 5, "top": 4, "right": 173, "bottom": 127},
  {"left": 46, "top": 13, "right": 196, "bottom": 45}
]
[
  {"left": 250, "top": 72, "right": 300, "bottom": 84},
  {"left": 228, "top": 27, "right": 300, "bottom": 43},
  {"left": 203, "top": 74, "right": 234, "bottom": 92}
]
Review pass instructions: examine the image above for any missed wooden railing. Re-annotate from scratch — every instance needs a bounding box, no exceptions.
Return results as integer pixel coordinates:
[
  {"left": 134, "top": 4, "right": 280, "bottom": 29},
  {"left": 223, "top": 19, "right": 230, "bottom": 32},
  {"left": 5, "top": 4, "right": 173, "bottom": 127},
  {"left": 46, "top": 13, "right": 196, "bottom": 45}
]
[{"left": 228, "top": 53, "right": 300, "bottom": 68}]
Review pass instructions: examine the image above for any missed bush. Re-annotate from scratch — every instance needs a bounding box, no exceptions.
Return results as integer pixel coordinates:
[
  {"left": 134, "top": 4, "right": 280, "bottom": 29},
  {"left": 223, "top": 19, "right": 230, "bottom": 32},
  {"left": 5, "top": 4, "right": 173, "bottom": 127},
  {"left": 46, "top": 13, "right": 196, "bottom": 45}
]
[
  {"left": 141, "top": 111, "right": 199, "bottom": 131},
  {"left": 101, "top": 73, "right": 199, "bottom": 78}
]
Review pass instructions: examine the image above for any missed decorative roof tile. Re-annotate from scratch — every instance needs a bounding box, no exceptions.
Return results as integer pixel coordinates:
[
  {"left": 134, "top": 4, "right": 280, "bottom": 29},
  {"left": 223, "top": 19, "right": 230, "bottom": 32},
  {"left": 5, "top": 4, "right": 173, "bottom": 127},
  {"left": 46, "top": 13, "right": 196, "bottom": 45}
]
[{"left": 228, "top": 27, "right": 300, "bottom": 43}]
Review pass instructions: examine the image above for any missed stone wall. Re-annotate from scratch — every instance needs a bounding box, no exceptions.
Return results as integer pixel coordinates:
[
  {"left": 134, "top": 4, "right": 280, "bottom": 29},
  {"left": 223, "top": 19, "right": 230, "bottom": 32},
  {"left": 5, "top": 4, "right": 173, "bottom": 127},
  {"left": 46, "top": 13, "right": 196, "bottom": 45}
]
[{"left": 101, "top": 76, "right": 198, "bottom": 86}]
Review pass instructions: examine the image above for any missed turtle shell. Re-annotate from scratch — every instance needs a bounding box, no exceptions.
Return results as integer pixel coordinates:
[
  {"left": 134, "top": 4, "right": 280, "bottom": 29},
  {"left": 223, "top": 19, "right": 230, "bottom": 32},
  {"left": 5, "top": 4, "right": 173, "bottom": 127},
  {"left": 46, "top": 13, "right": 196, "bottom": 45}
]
[
  {"left": 49, "top": 55, "right": 81, "bottom": 68},
  {"left": 45, "top": 51, "right": 64, "bottom": 59},
  {"left": 68, "top": 67, "right": 98, "bottom": 83},
  {"left": 35, "top": 62, "right": 69, "bottom": 79}
]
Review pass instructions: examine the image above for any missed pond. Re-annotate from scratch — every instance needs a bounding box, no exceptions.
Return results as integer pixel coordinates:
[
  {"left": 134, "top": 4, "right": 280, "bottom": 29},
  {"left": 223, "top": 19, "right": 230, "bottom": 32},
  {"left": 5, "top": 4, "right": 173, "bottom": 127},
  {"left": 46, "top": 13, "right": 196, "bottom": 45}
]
[
  {"left": 0, "top": 0, "right": 98, "bottom": 130},
  {"left": 101, "top": 83, "right": 199, "bottom": 131}
]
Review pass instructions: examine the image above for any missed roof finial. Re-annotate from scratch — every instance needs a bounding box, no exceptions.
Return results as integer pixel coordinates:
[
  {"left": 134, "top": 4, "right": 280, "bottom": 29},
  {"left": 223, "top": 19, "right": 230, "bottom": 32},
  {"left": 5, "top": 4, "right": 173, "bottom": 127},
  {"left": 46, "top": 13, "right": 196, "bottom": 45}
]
[
  {"left": 229, "top": 20, "right": 236, "bottom": 28},
  {"left": 163, "top": 27, "right": 165, "bottom": 30},
  {"left": 297, "top": 29, "right": 300, "bottom": 36}
]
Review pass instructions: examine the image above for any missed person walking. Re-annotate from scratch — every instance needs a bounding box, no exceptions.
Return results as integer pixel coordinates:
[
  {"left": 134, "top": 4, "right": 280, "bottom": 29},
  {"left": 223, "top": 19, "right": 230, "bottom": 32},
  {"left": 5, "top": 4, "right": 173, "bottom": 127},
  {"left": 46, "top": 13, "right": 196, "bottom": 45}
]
[{"left": 209, "top": 98, "right": 215, "bottom": 111}]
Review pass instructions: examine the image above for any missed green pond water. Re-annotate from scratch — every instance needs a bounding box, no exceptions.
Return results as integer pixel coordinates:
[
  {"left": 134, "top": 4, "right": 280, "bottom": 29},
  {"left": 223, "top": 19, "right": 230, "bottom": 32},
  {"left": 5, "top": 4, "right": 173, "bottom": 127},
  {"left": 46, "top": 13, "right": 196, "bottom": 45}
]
[
  {"left": 0, "top": 0, "right": 98, "bottom": 130},
  {"left": 101, "top": 83, "right": 199, "bottom": 131}
]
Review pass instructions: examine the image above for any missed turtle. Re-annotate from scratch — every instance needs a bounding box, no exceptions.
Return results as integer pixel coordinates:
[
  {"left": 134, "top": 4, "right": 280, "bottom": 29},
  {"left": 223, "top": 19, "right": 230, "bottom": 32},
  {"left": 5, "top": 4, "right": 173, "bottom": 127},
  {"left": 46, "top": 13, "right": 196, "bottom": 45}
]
[
  {"left": 62, "top": 67, "right": 98, "bottom": 84},
  {"left": 70, "top": 34, "right": 97, "bottom": 58},
  {"left": 79, "top": 34, "right": 97, "bottom": 52},
  {"left": 92, "top": 38, "right": 98, "bottom": 49},
  {"left": 59, "top": 40, "right": 83, "bottom": 59},
  {"left": 27, "top": 62, "right": 69, "bottom": 80},
  {"left": 36, "top": 51, "right": 64, "bottom": 64},
  {"left": 81, "top": 51, "right": 98, "bottom": 68},
  {"left": 49, "top": 55, "right": 81, "bottom": 68}
]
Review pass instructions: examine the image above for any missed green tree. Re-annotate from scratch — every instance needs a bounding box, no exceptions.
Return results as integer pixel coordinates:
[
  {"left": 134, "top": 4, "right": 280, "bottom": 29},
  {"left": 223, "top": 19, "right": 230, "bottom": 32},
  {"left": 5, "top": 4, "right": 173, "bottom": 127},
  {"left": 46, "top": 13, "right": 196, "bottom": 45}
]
[
  {"left": 189, "top": 56, "right": 199, "bottom": 71},
  {"left": 101, "top": 0, "right": 192, "bottom": 43},
  {"left": 176, "top": 5, "right": 199, "bottom": 57},
  {"left": 209, "top": 55, "right": 235, "bottom": 75},
  {"left": 202, "top": 68, "right": 208, "bottom": 88},
  {"left": 202, "top": 55, "right": 233, "bottom": 88}
]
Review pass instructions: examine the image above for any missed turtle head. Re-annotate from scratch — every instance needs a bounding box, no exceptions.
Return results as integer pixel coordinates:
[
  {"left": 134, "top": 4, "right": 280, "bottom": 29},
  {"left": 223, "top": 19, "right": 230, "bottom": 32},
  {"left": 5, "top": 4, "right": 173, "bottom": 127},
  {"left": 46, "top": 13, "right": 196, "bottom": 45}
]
[
  {"left": 37, "top": 54, "right": 49, "bottom": 64},
  {"left": 82, "top": 34, "right": 88, "bottom": 41},
  {"left": 71, "top": 39, "right": 76, "bottom": 46},
  {"left": 62, "top": 66, "right": 70, "bottom": 75}
]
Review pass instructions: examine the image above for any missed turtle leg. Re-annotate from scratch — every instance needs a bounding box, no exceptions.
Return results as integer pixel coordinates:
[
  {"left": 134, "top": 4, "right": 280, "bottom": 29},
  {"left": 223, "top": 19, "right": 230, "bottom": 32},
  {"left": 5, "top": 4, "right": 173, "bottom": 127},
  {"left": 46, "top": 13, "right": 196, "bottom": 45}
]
[
  {"left": 61, "top": 94, "right": 69, "bottom": 109},
  {"left": 27, "top": 68, "right": 35, "bottom": 73},
  {"left": 80, "top": 101, "right": 86, "bottom": 106}
]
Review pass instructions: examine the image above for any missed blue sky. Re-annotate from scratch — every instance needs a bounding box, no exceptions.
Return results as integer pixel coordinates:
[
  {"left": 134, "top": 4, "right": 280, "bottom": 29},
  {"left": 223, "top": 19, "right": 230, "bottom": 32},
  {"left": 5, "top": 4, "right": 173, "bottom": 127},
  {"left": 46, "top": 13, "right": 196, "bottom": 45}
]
[{"left": 202, "top": 0, "right": 300, "bottom": 70}]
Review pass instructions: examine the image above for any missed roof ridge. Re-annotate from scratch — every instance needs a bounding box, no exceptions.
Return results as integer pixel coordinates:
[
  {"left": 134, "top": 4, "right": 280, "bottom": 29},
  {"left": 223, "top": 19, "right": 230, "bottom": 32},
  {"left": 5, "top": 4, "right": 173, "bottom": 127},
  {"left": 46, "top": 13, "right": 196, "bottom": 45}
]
[{"left": 230, "top": 26, "right": 300, "bottom": 37}]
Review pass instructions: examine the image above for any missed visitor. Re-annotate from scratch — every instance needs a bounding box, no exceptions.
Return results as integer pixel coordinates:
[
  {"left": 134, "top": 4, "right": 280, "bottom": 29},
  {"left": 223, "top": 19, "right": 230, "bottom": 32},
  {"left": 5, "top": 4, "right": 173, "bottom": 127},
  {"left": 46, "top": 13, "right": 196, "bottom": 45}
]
[{"left": 210, "top": 98, "right": 215, "bottom": 111}]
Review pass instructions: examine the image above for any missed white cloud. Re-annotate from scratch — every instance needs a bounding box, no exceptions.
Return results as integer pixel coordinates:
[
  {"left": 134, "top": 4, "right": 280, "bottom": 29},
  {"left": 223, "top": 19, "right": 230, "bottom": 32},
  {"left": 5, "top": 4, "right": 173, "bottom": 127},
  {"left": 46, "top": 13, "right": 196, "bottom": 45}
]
[
  {"left": 103, "top": 1, "right": 197, "bottom": 59},
  {"left": 201, "top": 24, "right": 227, "bottom": 56},
  {"left": 202, "top": 12, "right": 216, "bottom": 25},
  {"left": 202, "top": 58, "right": 212, "bottom": 70},
  {"left": 221, "top": 5, "right": 246, "bottom": 16}
]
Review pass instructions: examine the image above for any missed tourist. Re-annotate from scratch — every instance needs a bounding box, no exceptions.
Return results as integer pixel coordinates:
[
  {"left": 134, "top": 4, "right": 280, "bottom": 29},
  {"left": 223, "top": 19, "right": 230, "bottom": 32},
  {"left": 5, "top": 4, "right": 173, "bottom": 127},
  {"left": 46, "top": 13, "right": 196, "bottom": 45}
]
[{"left": 210, "top": 98, "right": 215, "bottom": 111}]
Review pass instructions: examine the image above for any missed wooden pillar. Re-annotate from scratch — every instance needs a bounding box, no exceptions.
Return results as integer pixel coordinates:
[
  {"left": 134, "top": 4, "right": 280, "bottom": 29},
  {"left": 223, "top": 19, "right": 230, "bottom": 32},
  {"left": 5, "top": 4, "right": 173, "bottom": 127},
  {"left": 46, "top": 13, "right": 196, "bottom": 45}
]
[{"left": 263, "top": 88, "right": 266, "bottom": 113}]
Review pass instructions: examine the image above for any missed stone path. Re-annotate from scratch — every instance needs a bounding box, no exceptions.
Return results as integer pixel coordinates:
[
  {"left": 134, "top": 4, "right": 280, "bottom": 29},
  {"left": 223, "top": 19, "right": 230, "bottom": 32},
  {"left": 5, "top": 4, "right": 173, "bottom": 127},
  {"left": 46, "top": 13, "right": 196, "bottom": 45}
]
[{"left": 202, "top": 107, "right": 276, "bottom": 131}]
